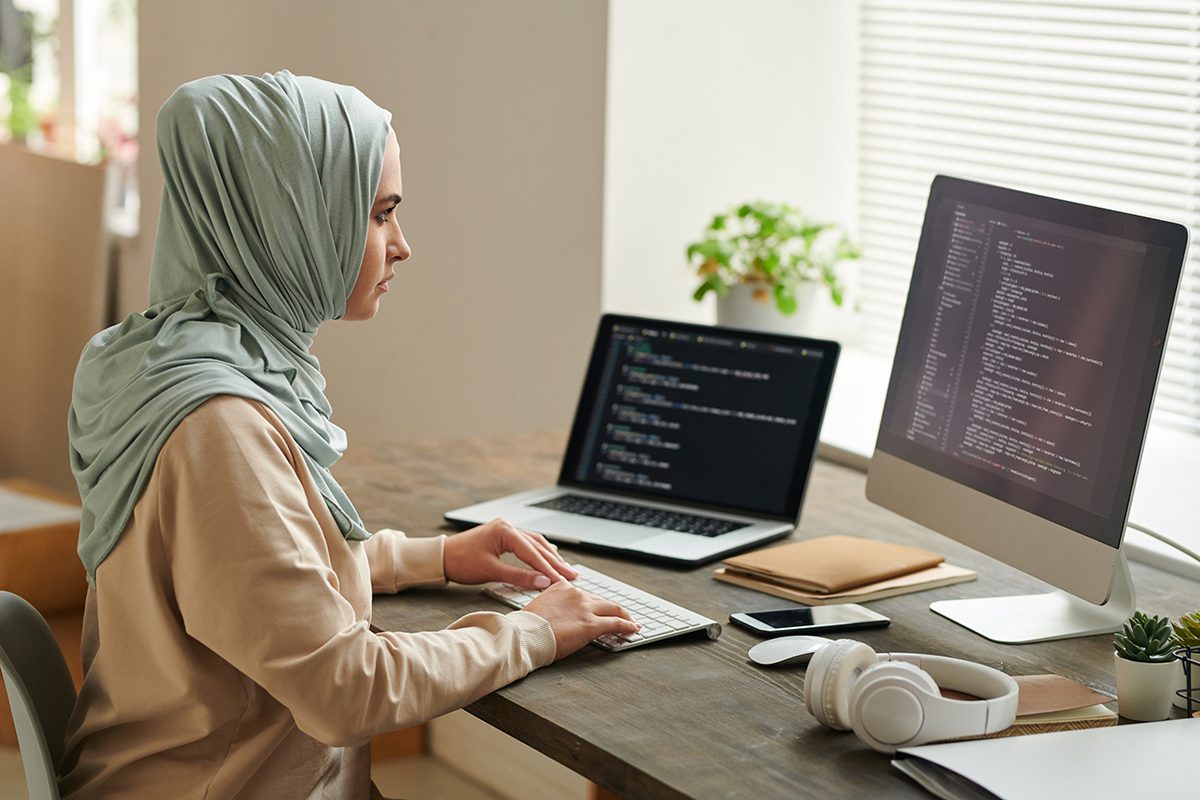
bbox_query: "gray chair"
[0,592,76,800]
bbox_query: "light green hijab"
[68,70,391,581]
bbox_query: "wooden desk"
[335,432,1198,800]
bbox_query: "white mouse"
[747,635,833,667]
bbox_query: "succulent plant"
[1173,609,1200,649]
[1115,611,1177,663]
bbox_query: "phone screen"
[732,604,889,635]
[750,606,878,628]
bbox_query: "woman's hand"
[523,582,640,660]
[443,518,578,590]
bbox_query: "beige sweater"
[58,396,557,799]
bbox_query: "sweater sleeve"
[153,398,557,747]
[362,528,446,594]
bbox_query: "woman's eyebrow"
[374,193,402,206]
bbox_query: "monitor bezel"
[868,175,1187,604]
[558,313,840,523]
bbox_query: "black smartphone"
[729,603,890,637]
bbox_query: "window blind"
[858,0,1200,434]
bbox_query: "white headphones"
[803,639,1019,754]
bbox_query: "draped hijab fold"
[69,70,391,580]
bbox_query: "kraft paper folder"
[947,675,1116,741]
[715,535,976,604]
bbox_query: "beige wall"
[133,0,608,444]
[0,146,108,493]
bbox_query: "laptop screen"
[559,315,839,521]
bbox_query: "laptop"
[445,314,840,565]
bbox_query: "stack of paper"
[714,535,975,605]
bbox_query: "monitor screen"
[560,316,839,520]
[875,176,1186,549]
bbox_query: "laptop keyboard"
[530,494,746,537]
[483,564,722,651]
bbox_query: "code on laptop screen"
[563,320,834,518]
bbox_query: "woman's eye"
[375,205,397,225]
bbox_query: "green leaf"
[693,273,729,302]
[774,283,797,315]
[836,236,863,262]
[686,240,733,270]
[761,252,780,276]
[829,283,845,307]
[1173,610,1200,646]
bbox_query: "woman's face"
[345,127,410,321]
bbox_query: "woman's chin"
[342,301,380,321]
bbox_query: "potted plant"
[1171,609,1200,710]
[686,201,860,337]
[1114,611,1178,721]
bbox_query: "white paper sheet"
[895,717,1200,800]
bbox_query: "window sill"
[818,347,1200,585]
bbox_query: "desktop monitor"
[866,175,1187,643]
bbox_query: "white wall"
[602,0,859,323]
[134,0,609,444]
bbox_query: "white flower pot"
[1114,652,1178,721]
[715,282,821,337]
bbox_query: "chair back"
[0,592,77,800]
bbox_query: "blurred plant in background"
[0,0,136,166]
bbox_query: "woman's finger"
[523,532,577,579]
[530,530,559,551]
[596,614,641,636]
[586,594,635,622]
[506,533,566,584]
[510,529,575,581]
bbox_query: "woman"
[60,71,637,799]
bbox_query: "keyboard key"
[530,495,747,537]
[482,564,722,652]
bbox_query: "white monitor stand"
[929,548,1135,644]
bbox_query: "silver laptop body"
[446,314,840,565]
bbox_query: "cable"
[1127,521,1200,565]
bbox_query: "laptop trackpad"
[517,513,649,547]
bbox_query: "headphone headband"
[877,652,1019,733]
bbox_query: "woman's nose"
[391,224,411,262]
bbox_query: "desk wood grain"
[335,432,1197,800]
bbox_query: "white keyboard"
[483,563,722,651]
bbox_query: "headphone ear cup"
[803,640,877,731]
[849,662,940,753]
[855,661,939,698]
